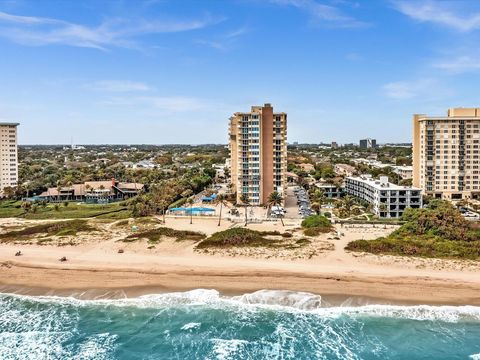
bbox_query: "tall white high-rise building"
[413,108,480,201]
[0,122,19,196]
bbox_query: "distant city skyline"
[1,0,480,145]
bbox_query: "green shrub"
[196,228,284,249]
[301,215,333,236]
[301,215,331,229]
[346,201,480,260]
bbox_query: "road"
[284,186,301,219]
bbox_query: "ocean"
[0,289,479,360]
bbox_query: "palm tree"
[311,189,326,215]
[56,181,62,203]
[267,191,284,226]
[215,194,228,226]
[186,197,194,224]
[240,193,250,227]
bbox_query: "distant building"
[334,163,356,177]
[359,138,376,149]
[331,141,339,149]
[0,122,19,196]
[229,104,287,205]
[413,108,480,201]
[345,175,422,218]
[298,163,315,173]
[393,166,413,180]
[39,179,144,203]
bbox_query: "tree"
[311,189,326,215]
[267,191,284,226]
[239,193,250,227]
[56,181,62,203]
[215,193,228,226]
[186,197,194,225]
[2,186,15,199]
[21,201,32,213]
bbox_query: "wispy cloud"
[0,10,221,50]
[86,80,152,92]
[382,78,452,100]
[196,26,250,51]
[433,55,480,73]
[269,0,368,28]
[392,0,480,32]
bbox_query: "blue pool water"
[0,289,479,360]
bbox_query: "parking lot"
[283,186,314,219]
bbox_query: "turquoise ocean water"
[1,289,479,360]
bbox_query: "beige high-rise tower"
[229,104,287,205]
[0,122,19,196]
[412,108,480,201]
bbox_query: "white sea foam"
[231,289,322,310]
[470,354,480,360]
[2,290,480,323]
[181,322,201,331]
[208,339,248,360]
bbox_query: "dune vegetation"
[0,220,97,243]
[122,227,205,243]
[301,215,333,236]
[346,200,480,260]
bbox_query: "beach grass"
[346,236,480,260]
[122,227,206,243]
[0,219,97,243]
[196,228,293,249]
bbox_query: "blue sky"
[1,0,480,145]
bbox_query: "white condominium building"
[413,108,480,201]
[0,122,19,196]
[345,175,422,218]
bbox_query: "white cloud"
[393,0,480,32]
[0,11,220,50]
[269,0,368,28]
[87,80,152,92]
[196,26,250,51]
[382,78,451,100]
[433,55,480,73]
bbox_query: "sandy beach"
[1,216,480,305]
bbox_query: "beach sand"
[1,216,480,305]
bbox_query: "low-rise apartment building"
[315,183,344,198]
[0,122,19,196]
[345,175,422,218]
[39,179,144,203]
[393,165,413,180]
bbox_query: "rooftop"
[346,175,421,191]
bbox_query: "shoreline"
[2,260,480,306]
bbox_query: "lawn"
[0,200,132,220]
